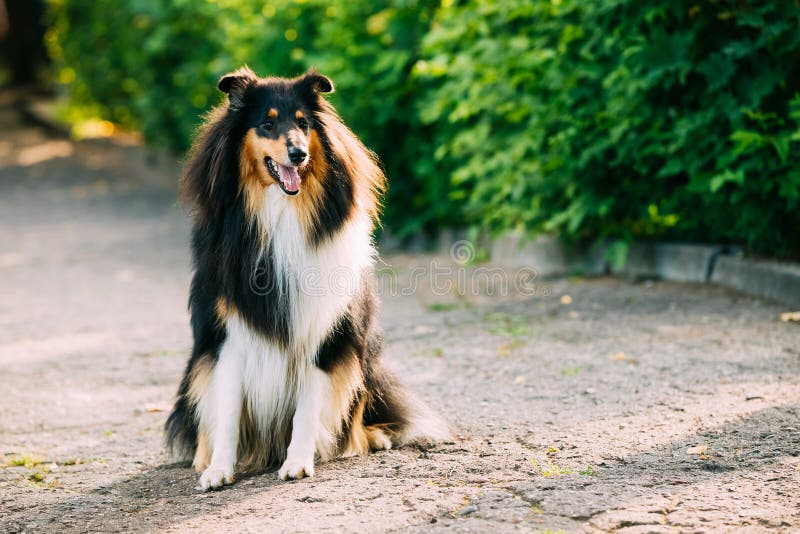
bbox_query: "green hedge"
[47,0,800,257]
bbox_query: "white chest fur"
[259,186,375,354]
[199,190,376,467]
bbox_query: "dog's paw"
[192,436,211,473]
[369,429,393,451]
[278,455,315,481]
[192,457,209,473]
[198,465,234,491]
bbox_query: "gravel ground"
[1,103,799,533]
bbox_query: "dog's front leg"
[197,344,243,491]
[279,367,325,480]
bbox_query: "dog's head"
[218,66,334,196]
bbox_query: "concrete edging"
[431,230,800,307]
[711,255,800,307]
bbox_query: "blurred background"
[1,0,799,258]
[2,4,800,528]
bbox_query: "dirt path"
[1,105,799,533]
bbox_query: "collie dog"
[165,67,446,490]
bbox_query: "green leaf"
[605,240,629,271]
[709,169,745,193]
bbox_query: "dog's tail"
[364,358,452,447]
[164,394,198,462]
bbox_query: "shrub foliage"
[47,0,800,256]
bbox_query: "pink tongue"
[276,163,301,192]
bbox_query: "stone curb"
[425,230,800,307]
[607,242,742,283]
[487,233,606,277]
[711,255,800,307]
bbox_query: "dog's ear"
[298,68,334,97]
[218,66,257,108]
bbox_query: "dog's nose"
[288,147,307,165]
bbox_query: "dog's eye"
[263,119,275,131]
[297,118,309,130]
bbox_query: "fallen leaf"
[144,404,171,413]
[686,445,708,455]
[560,295,573,305]
[779,311,800,323]
[497,342,513,356]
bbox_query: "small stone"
[458,505,477,517]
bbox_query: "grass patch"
[529,456,574,477]
[2,454,61,488]
[2,454,45,469]
[413,347,444,358]
[487,312,533,355]
[541,464,573,477]
[57,457,108,466]
[579,465,599,477]
[426,302,461,312]
[560,366,582,376]
[26,467,59,488]
[485,312,532,338]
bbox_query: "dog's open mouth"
[265,157,301,195]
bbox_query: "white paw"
[198,465,234,491]
[278,455,315,480]
[371,431,393,451]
